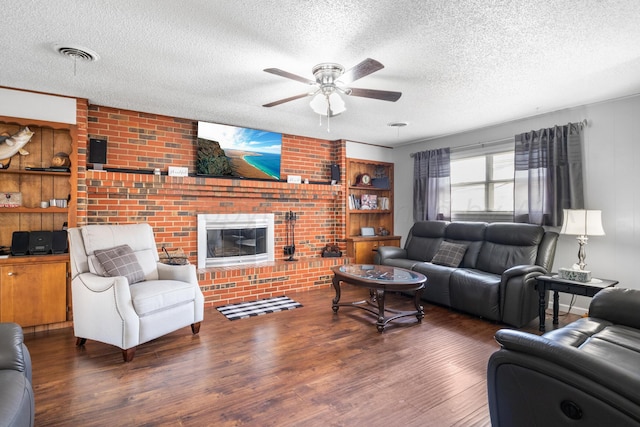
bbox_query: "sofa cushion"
[449,269,501,321]
[476,223,544,275]
[431,241,468,267]
[405,221,447,261]
[544,321,640,375]
[444,222,486,268]
[95,244,145,285]
[129,280,197,316]
[412,262,455,306]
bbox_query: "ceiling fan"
[262,58,402,119]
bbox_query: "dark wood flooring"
[24,285,577,426]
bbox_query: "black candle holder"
[284,210,297,261]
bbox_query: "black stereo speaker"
[29,231,52,255]
[330,164,340,183]
[52,230,68,254]
[11,231,30,256]
[89,138,108,165]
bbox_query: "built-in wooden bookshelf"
[345,158,400,264]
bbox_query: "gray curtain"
[413,148,451,222]
[514,123,584,226]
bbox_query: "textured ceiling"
[2,0,640,146]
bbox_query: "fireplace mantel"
[86,170,342,201]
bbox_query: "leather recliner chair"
[0,322,34,427]
[488,287,640,426]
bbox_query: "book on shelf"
[349,193,360,210]
[378,196,390,210]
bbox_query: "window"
[450,144,514,222]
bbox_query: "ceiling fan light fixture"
[310,92,346,117]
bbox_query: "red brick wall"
[77,105,348,306]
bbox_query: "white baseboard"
[549,302,588,316]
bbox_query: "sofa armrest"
[589,287,640,329]
[157,262,198,284]
[499,265,548,327]
[0,323,27,374]
[76,272,130,293]
[502,264,547,281]
[375,246,408,264]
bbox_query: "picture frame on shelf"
[360,227,375,237]
[361,194,378,210]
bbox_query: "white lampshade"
[309,92,346,116]
[560,209,605,236]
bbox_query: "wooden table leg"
[331,275,341,313]
[414,286,424,322]
[538,285,547,332]
[375,289,386,332]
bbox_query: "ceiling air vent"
[53,44,100,62]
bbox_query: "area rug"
[216,296,303,320]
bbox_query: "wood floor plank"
[23,284,576,426]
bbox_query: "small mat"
[216,296,303,320]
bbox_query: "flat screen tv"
[197,121,282,181]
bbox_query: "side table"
[535,274,618,332]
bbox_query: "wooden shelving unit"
[345,158,400,264]
[0,116,77,327]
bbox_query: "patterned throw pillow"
[94,244,145,284]
[431,241,468,268]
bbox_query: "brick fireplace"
[73,102,348,306]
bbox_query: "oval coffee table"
[331,264,426,332]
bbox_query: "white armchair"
[68,223,204,362]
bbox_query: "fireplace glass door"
[207,227,267,259]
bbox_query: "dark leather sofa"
[488,287,640,426]
[375,221,558,327]
[0,323,34,427]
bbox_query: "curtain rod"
[410,137,512,157]
[410,119,588,158]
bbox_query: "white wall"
[0,88,77,124]
[392,94,640,313]
[346,140,393,162]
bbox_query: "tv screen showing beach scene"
[196,121,282,181]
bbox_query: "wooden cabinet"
[0,116,77,327]
[0,256,68,327]
[346,236,401,264]
[345,158,400,263]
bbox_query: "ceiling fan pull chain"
[326,95,331,132]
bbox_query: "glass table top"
[336,264,425,283]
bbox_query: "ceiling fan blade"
[347,87,402,102]
[340,58,384,84]
[263,93,311,107]
[264,68,315,85]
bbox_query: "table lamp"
[559,209,605,278]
